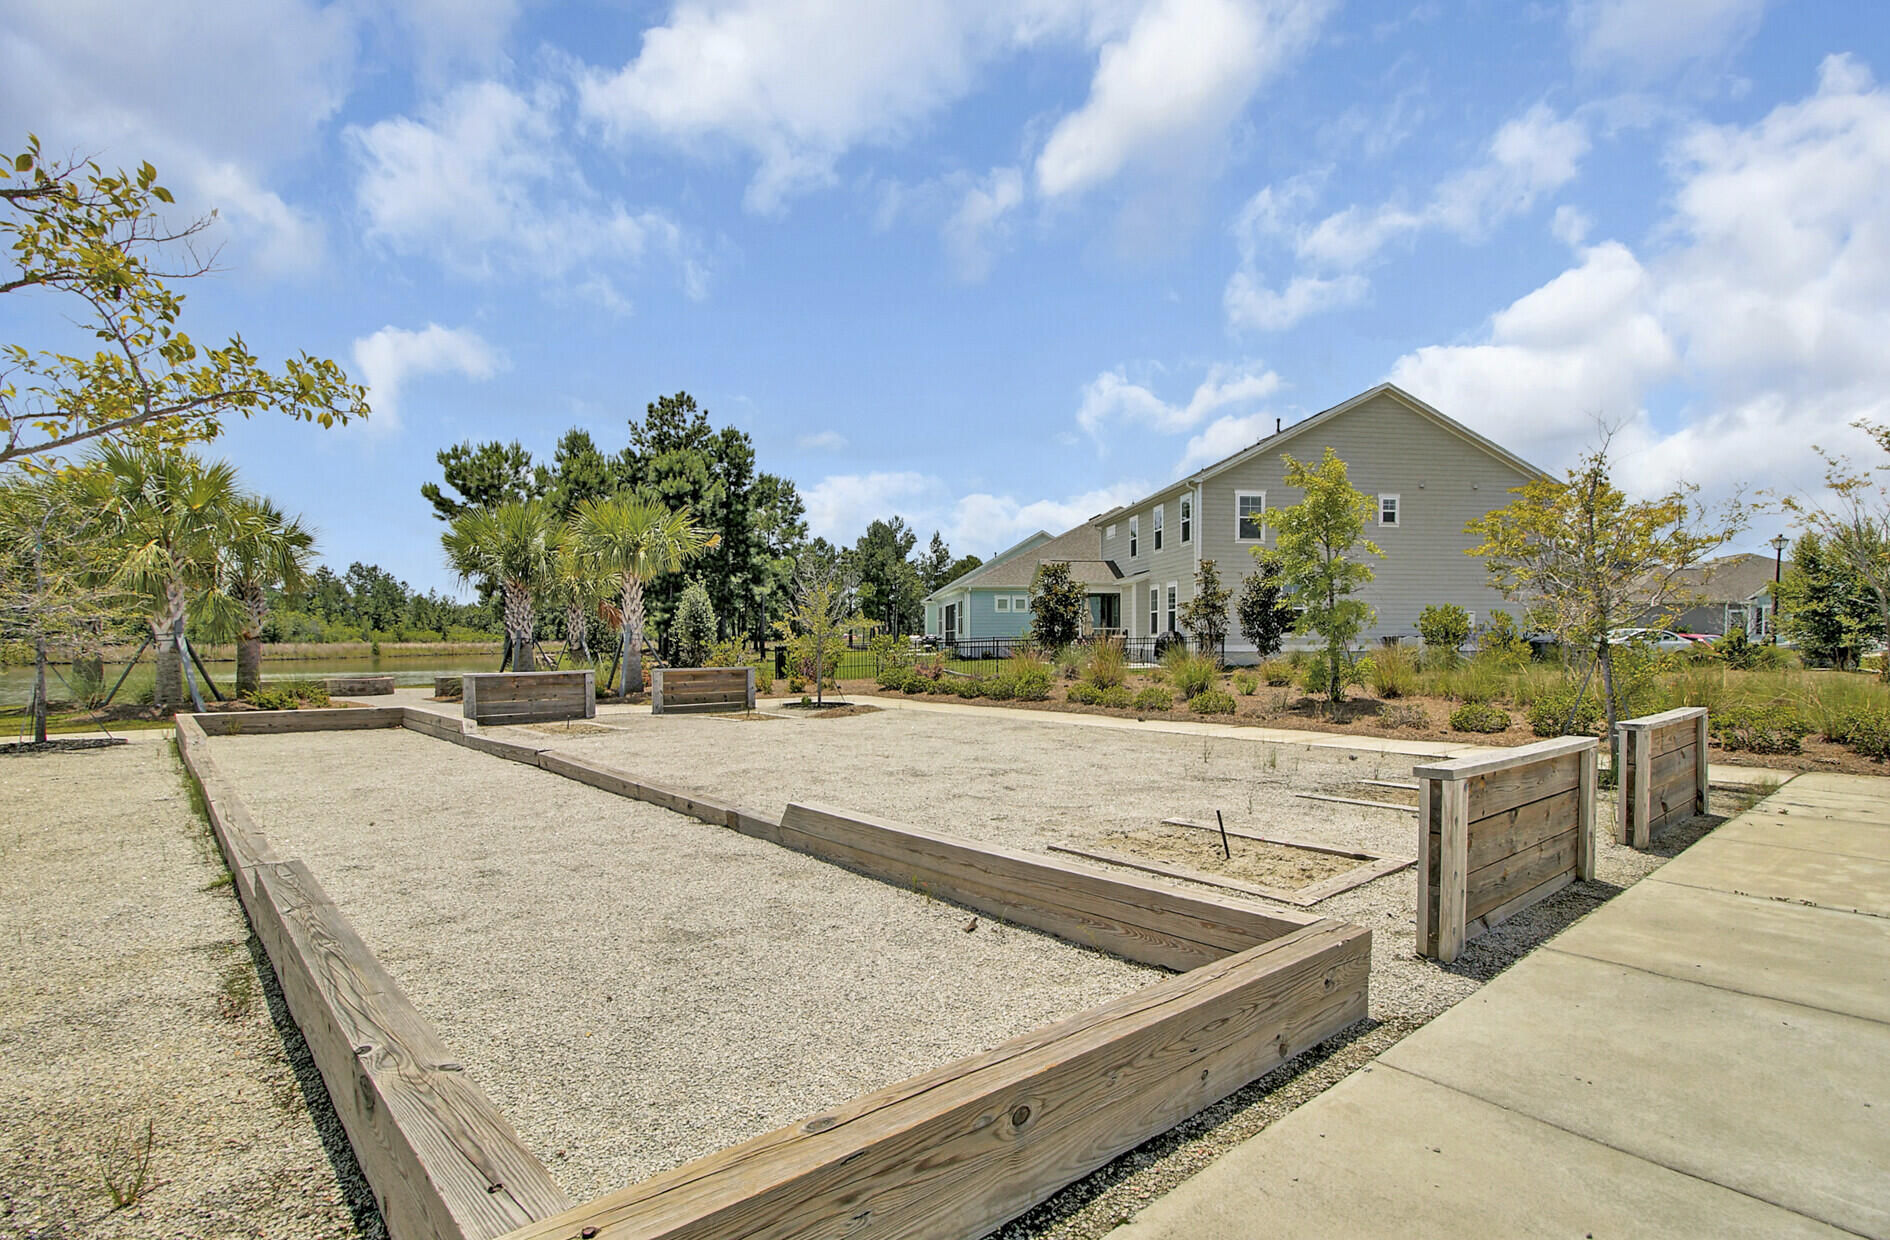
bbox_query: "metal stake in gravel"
[1216,809,1231,860]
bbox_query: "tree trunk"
[619,577,647,697]
[565,602,590,665]
[32,635,48,744]
[1598,642,1621,753]
[236,637,263,696]
[153,629,184,710]
[504,583,536,673]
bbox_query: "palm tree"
[94,446,243,710]
[569,495,716,695]
[441,500,559,672]
[221,496,316,695]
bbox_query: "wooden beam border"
[179,705,1373,1240]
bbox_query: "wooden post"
[1695,709,1711,817]
[1415,777,1436,957]
[1576,743,1597,881]
[744,664,756,711]
[1435,778,1469,964]
[652,668,665,714]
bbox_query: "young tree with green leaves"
[220,495,315,694]
[1776,532,1877,669]
[1028,560,1086,652]
[569,495,716,695]
[775,550,869,706]
[441,500,560,673]
[1179,558,1233,661]
[422,440,538,522]
[672,578,718,666]
[1235,552,1295,660]
[1782,425,1890,680]
[2,136,366,468]
[1267,448,1382,702]
[1469,434,1738,734]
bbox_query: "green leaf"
[13,153,31,172]
[152,186,174,204]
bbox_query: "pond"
[0,651,518,708]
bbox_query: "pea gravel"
[204,728,1161,1203]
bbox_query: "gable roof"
[1093,382,1549,523]
[1676,553,1791,604]
[924,525,1114,598]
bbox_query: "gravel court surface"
[204,727,1161,1202]
[0,739,377,1240]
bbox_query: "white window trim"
[1013,595,1029,611]
[1149,584,1159,636]
[1129,515,1139,557]
[1153,503,1165,551]
[994,595,1011,613]
[1105,523,1117,540]
[1165,581,1178,634]
[1179,496,1191,544]
[1378,493,1401,527]
[1235,490,1267,543]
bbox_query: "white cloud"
[802,472,948,542]
[943,166,1026,281]
[1389,55,1890,504]
[348,80,705,304]
[1077,361,1282,437]
[1569,0,1767,81]
[0,0,354,274]
[796,430,850,452]
[351,323,506,432]
[947,482,1149,551]
[1175,411,1279,473]
[1034,0,1330,200]
[1227,103,1589,330]
[800,471,1148,559]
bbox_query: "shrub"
[1480,610,1532,665]
[1071,681,1135,709]
[1257,659,1294,687]
[1067,681,1101,705]
[1449,701,1511,733]
[1441,657,1504,704]
[672,579,718,667]
[868,632,916,676]
[243,680,329,711]
[1528,685,1603,737]
[1418,603,1473,665]
[875,664,914,691]
[1098,684,1132,708]
[1368,643,1417,698]
[1378,703,1426,729]
[1083,638,1128,689]
[1232,669,1259,695]
[1163,648,1218,697]
[902,677,928,695]
[1711,704,1812,754]
[1829,707,1890,759]
[1132,686,1174,711]
[1189,688,1238,715]
[996,651,1054,701]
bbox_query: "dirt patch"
[521,721,617,737]
[1087,825,1364,890]
[778,702,880,718]
[704,711,785,722]
[0,736,130,756]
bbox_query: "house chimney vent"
[1275,417,1282,433]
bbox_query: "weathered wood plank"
[326,675,396,696]
[463,672,594,725]
[497,921,1370,1240]
[1411,735,1594,781]
[252,861,573,1240]
[1416,778,1437,957]
[188,706,407,736]
[1434,778,1469,963]
[651,667,754,715]
[535,752,739,827]
[779,803,1316,970]
[1465,827,1578,921]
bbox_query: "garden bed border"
[1616,706,1709,848]
[177,705,1370,1240]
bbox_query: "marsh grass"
[95,1118,157,1209]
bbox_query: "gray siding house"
[923,525,1123,643]
[1092,383,1545,660]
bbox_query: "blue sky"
[6,0,1887,594]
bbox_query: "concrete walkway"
[1109,772,1890,1240]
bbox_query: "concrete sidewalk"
[1109,772,1890,1239]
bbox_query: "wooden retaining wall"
[651,666,755,715]
[325,675,395,696]
[462,671,594,725]
[1617,706,1709,848]
[174,714,573,1240]
[180,705,1372,1240]
[1415,736,1598,964]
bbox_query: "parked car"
[1606,628,1701,654]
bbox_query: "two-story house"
[926,383,1547,659]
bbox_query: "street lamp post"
[1769,534,1789,644]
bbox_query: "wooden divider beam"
[1414,736,1597,963]
[1616,707,1709,847]
[651,667,755,715]
[463,671,595,725]
[326,675,396,696]
[498,921,1370,1240]
[189,706,408,736]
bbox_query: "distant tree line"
[261,562,497,643]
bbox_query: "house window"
[994,596,1010,613]
[1180,496,1192,544]
[1150,586,1159,636]
[1153,504,1165,551]
[1106,523,1117,541]
[1013,595,1029,612]
[1236,491,1266,541]
[1129,516,1139,557]
[1166,582,1178,634]
[1379,494,1400,527]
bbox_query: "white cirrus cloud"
[796,430,850,452]
[1034,0,1331,200]
[1077,361,1282,438]
[1389,55,1890,506]
[1228,102,1590,331]
[800,471,1150,560]
[351,323,506,432]
[348,80,706,305]
[942,165,1026,282]
[1568,0,1767,81]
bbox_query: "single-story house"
[922,525,1123,646]
[1667,553,1791,638]
[929,382,1551,660]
